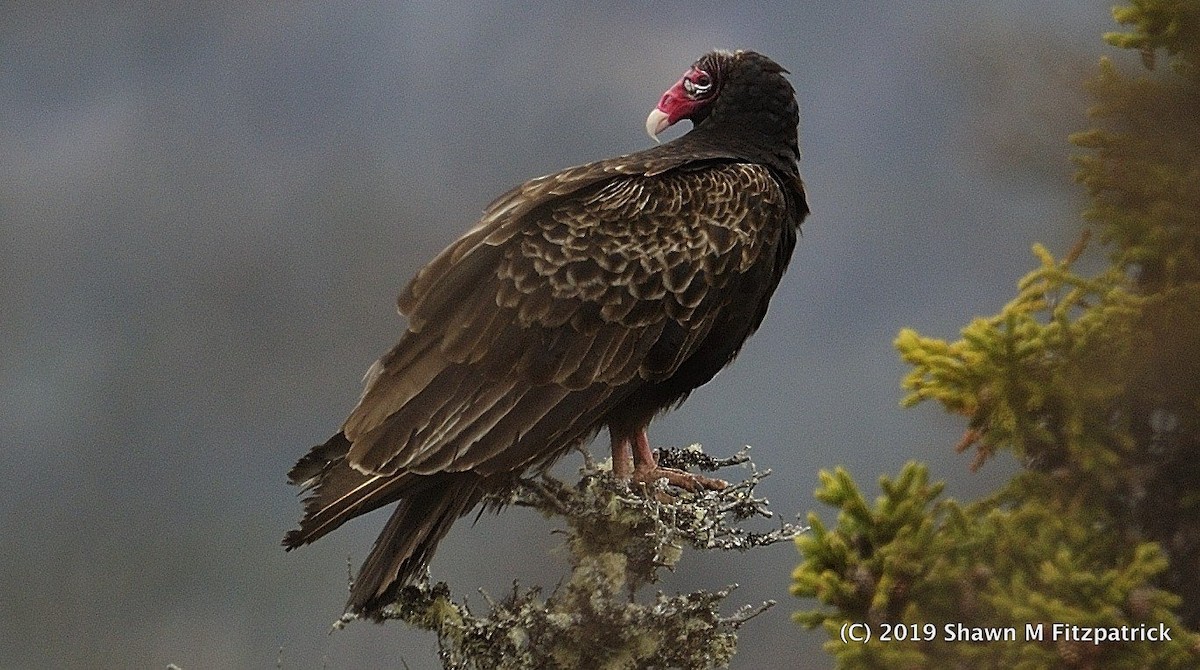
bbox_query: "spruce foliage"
[793,1,1200,666]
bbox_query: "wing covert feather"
[344,160,791,477]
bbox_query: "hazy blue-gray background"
[2,2,1121,668]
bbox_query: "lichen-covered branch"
[370,445,801,670]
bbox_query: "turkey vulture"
[284,49,808,620]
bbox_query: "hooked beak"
[645,108,671,142]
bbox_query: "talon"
[611,427,727,492]
[632,466,728,492]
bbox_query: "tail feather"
[284,433,487,620]
[346,475,484,619]
[283,432,405,550]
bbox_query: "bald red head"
[646,65,717,139]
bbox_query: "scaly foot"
[631,465,727,492]
[611,428,728,491]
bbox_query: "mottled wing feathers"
[397,145,750,324]
[340,160,790,480]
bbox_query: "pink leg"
[632,429,658,470]
[622,428,727,492]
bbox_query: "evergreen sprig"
[795,1,1200,666]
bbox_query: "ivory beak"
[645,108,671,142]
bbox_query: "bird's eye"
[683,71,713,97]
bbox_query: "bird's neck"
[686,117,800,176]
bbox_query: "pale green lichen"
[374,445,800,669]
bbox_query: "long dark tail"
[346,475,484,619]
[283,432,485,620]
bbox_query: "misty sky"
[1,2,1123,668]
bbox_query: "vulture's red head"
[646,64,716,137]
[645,49,796,148]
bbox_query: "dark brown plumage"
[284,49,809,620]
